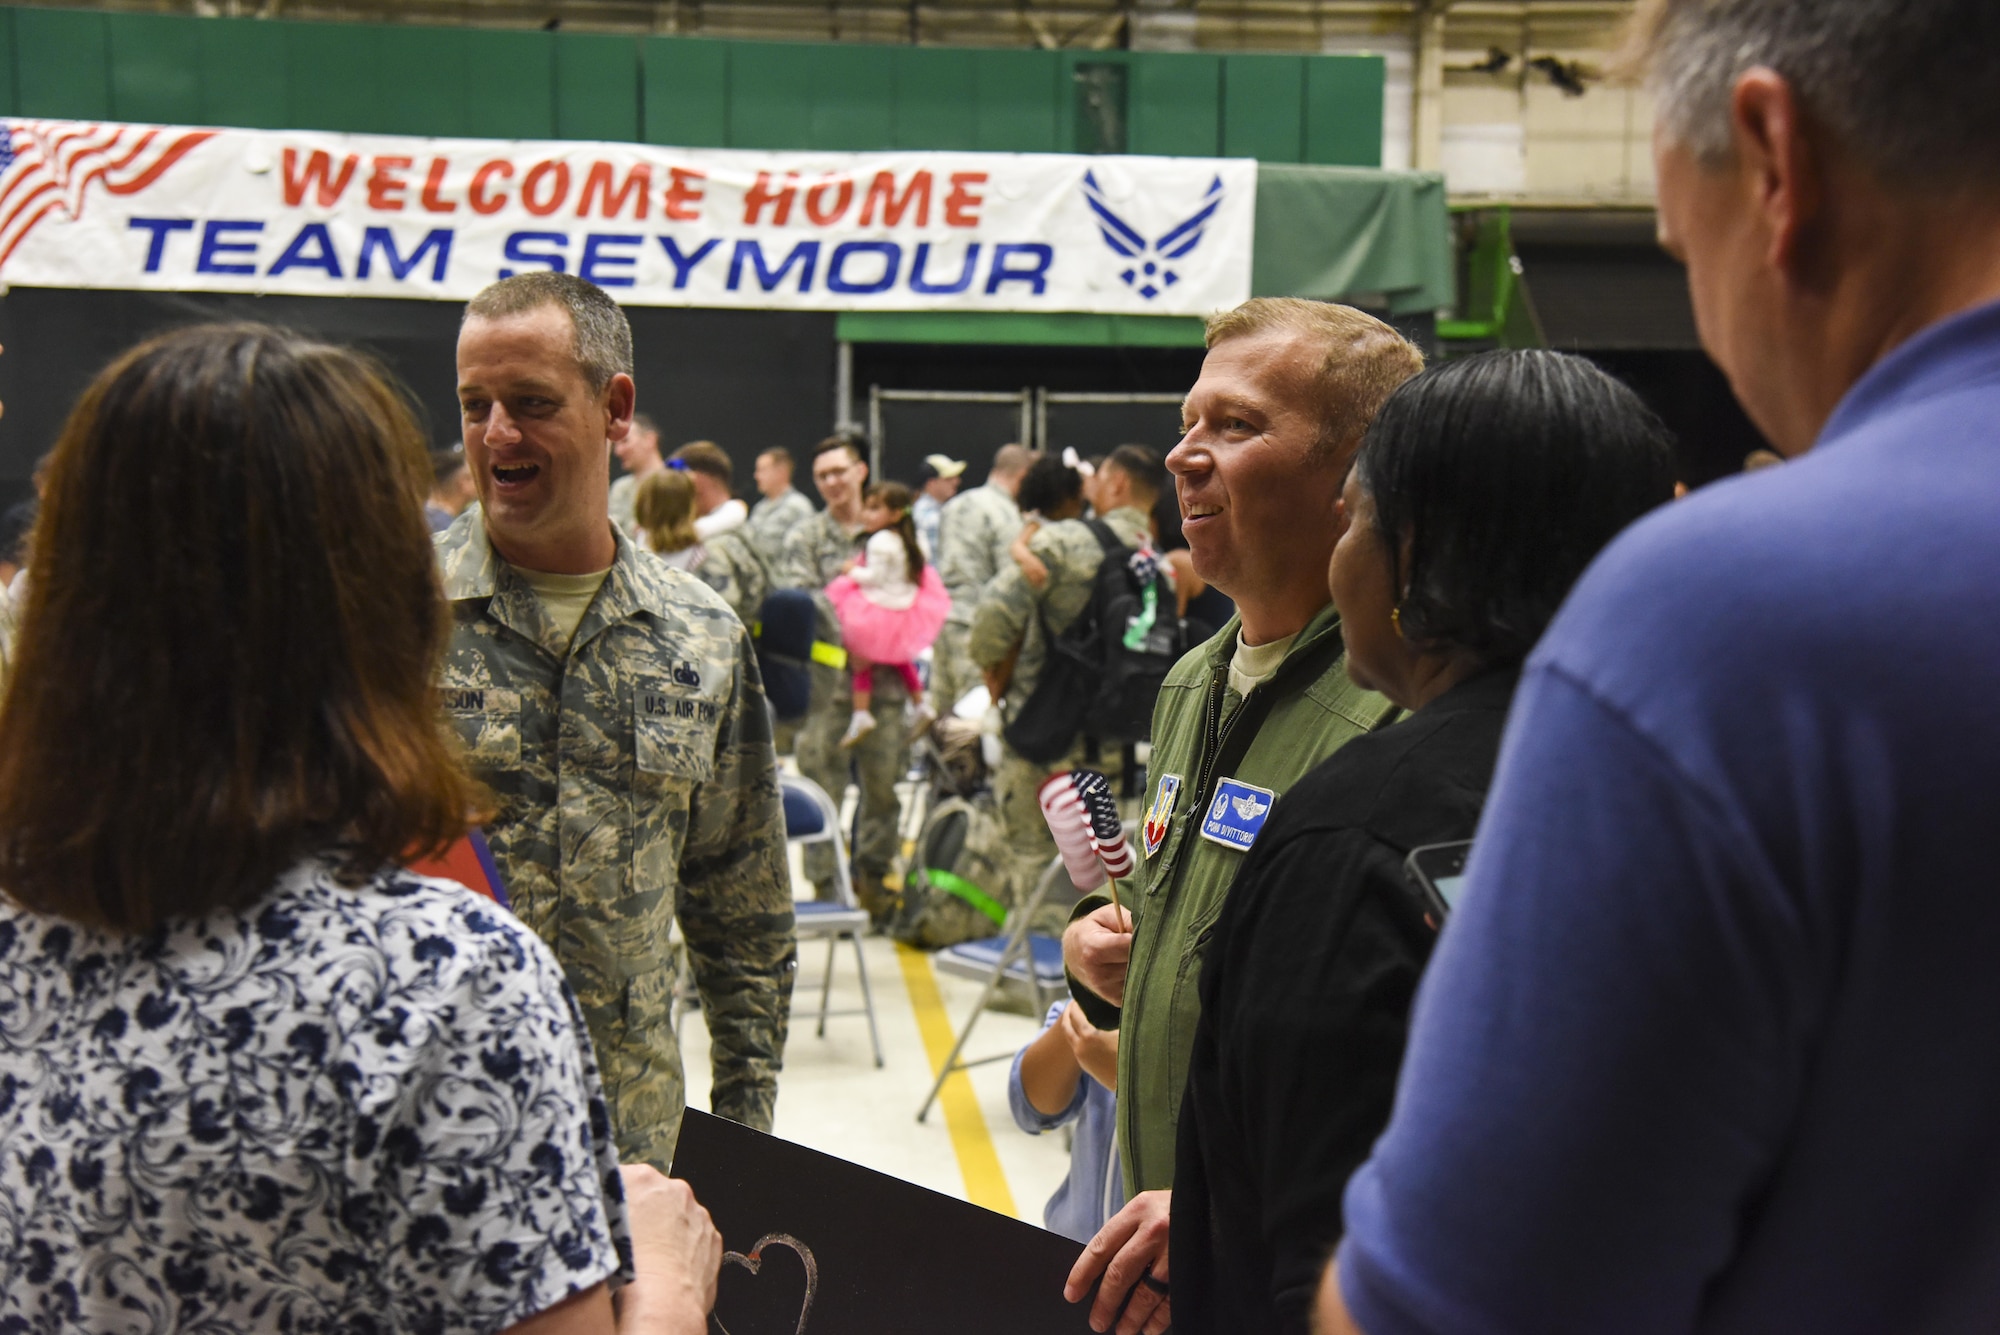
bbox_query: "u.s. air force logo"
[1080,169,1224,301]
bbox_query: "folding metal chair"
[915,852,1075,1123]
[782,773,884,1068]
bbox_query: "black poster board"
[670,1110,1097,1335]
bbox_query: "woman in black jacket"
[1165,351,1681,1335]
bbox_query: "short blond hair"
[1205,298,1424,465]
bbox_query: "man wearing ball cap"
[913,453,965,561]
[1060,299,1422,1335]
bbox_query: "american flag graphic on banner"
[0,120,214,272]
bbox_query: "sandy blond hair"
[1204,298,1424,465]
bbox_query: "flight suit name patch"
[1198,777,1275,852]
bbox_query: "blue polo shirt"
[1339,300,2000,1335]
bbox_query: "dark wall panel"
[971,49,1061,153]
[0,8,1385,164]
[287,20,387,134]
[0,289,837,510]
[107,13,201,126]
[644,36,729,147]
[814,44,898,149]
[556,32,640,143]
[1223,55,1305,163]
[198,19,289,130]
[378,27,472,139]
[876,400,1024,494]
[15,6,109,119]
[0,11,15,116]
[893,46,977,151]
[465,29,556,140]
[727,42,818,150]
[1304,55,1384,167]
[1130,53,1221,158]
[1586,349,1769,490]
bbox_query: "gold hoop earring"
[1391,606,1404,637]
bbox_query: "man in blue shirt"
[1320,3,2000,1333]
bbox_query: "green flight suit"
[1069,602,1399,1196]
[437,514,796,1168]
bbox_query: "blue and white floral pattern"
[0,856,634,1333]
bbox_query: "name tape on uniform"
[1198,777,1275,852]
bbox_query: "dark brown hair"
[813,432,867,467]
[863,481,924,579]
[671,439,734,488]
[0,323,485,932]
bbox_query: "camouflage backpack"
[886,796,1012,951]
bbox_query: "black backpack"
[1002,521,1196,766]
[752,588,816,722]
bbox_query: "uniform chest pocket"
[635,677,721,783]
[443,686,522,768]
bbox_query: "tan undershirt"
[1228,630,1298,700]
[517,564,612,652]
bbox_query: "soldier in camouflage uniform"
[933,443,1033,715]
[670,441,770,626]
[444,272,794,1168]
[773,436,909,911]
[748,447,817,571]
[607,411,664,538]
[968,448,1165,911]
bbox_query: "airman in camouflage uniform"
[438,518,793,1166]
[447,272,794,1168]
[688,523,768,626]
[969,499,1155,911]
[668,441,771,628]
[748,485,815,572]
[934,445,1033,713]
[608,412,665,538]
[774,494,910,910]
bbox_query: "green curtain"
[1251,164,1452,315]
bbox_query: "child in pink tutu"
[826,482,952,747]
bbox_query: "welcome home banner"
[0,120,1257,316]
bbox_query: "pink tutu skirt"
[826,564,951,663]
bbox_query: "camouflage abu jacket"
[686,522,769,627]
[436,513,795,1166]
[608,472,640,538]
[747,488,815,571]
[967,505,1153,714]
[937,484,1022,625]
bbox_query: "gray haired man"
[1323,1,2000,1330]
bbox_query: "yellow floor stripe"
[894,942,1019,1218]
